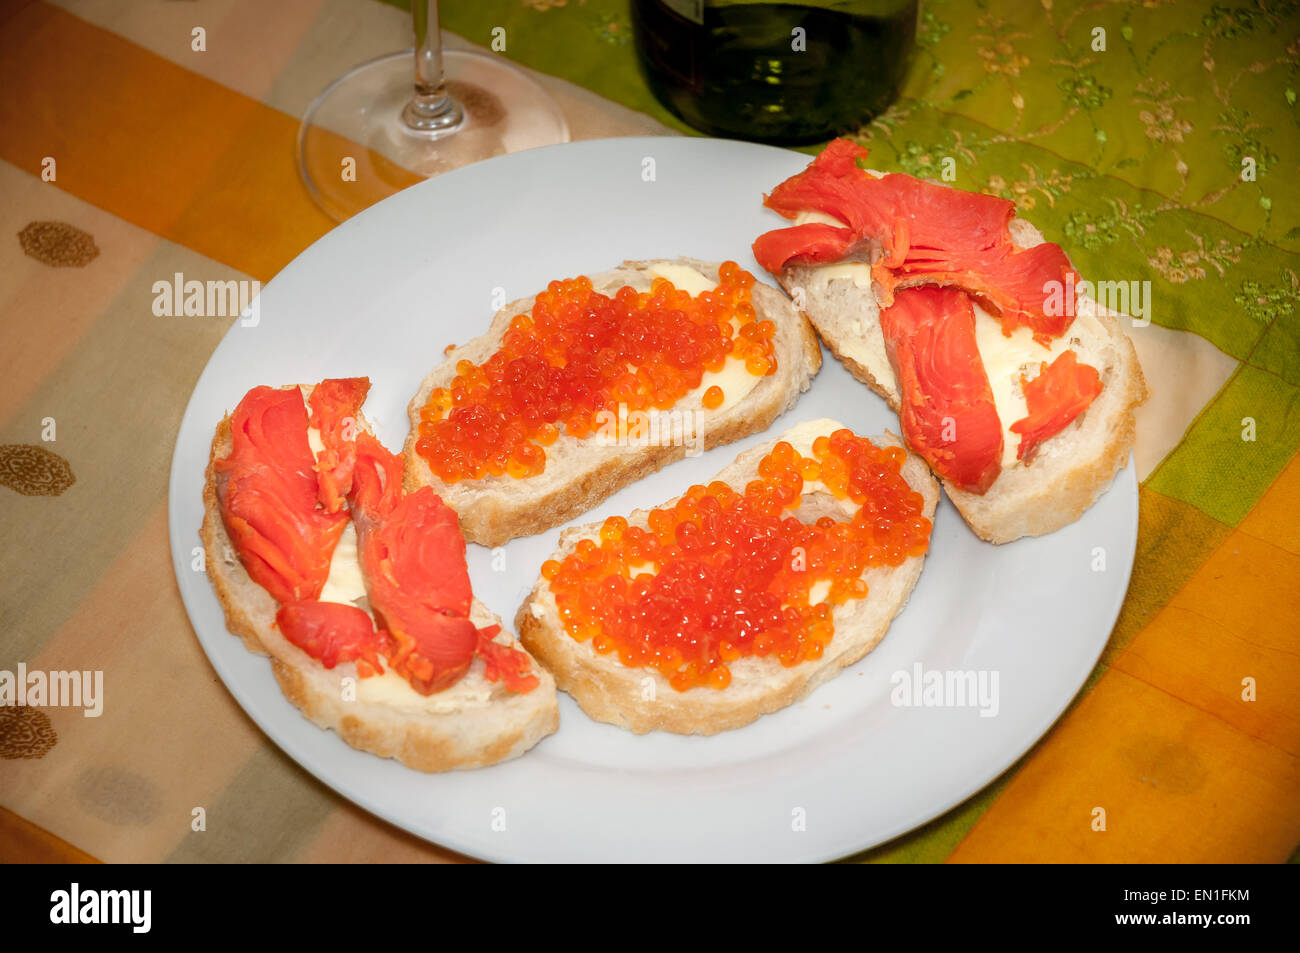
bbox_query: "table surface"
[0,0,1296,864]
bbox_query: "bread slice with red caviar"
[778,220,1147,544]
[201,382,558,772]
[515,419,939,735]
[403,258,822,548]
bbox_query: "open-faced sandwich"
[200,378,557,771]
[753,140,1148,543]
[517,419,937,734]
[403,258,822,547]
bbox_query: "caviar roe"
[541,430,931,692]
[415,262,776,483]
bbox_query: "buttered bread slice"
[517,419,938,735]
[201,380,558,772]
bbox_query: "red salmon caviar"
[415,263,776,482]
[546,430,931,691]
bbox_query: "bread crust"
[515,421,939,735]
[941,306,1147,542]
[199,387,558,772]
[402,258,823,547]
[776,220,1149,544]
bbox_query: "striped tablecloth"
[0,0,1296,863]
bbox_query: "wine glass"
[297,0,570,221]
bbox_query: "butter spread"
[646,261,718,297]
[646,263,764,412]
[318,522,366,606]
[306,425,325,457]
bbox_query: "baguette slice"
[200,384,558,772]
[516,419,939,735]
[403,258,822,548]
[778,216,1148,543]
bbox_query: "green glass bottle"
[632,0,918,145]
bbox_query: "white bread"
[403,258,822,547]
[777,218,1148,543]
[515,419,939,735]
[200,385,558,772]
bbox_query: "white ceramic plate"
[168,137,1138,863]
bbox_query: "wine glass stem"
[402,0,464,135]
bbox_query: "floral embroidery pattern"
[18,221,99,267]
[522,0,581,11]
[1234,268,1299,324]
[1150,235,1244,283]
[598,12,629,45]
[445,81,505,127]
[1134,79,1194,144]
[74,765,163,826]
[0,445,75,497]
[984,165,1081,211]
[0,707,57,759]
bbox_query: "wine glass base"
[297,49,570,222]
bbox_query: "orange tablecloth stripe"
[0,806,101,864]
[949,454,1300,861]
[0,0,417,283]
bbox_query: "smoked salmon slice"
[214,386,348,605]
[753,138,1080,343]
[277,600,393,674]
[1010,351,1104,463]
[879,287,1004,494]
[308,377,370,513]
[348,432,481,694]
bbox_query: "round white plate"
[168,137,1137,863]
